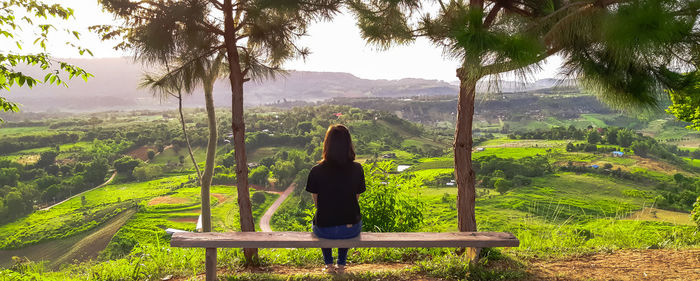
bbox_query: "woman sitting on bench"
[306,124,366,274]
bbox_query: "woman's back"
[306,161,365,227]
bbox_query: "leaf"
[43,73,51,82]
[15,42,21,50]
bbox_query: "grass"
[248,146,300,162]
[0,126,51,136]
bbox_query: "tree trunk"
[201,77,217,281]
[222,0,258,264]
[454,72,479,259]
[201,79,216,233]
[177,93,202,184]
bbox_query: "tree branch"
[481,46,562,76]
[483,4,501,28]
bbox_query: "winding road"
[259,183,296,232]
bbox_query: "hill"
[8,57,585,113]
[9,57,457,111]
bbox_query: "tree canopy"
[350,0,700,234]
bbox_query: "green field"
[0,175,190,249]
[0,126,51,136]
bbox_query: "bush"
[113,156,142,177]
[494,178,513,193]
[360,161,424,232]
[249,166,270,186]
[211,173,235,185]
[251,192,266,204]
[133,164,164,181]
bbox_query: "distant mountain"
[8,57,571,112]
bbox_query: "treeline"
[511,126,697,164]
[474,155,553,193]
[0,132,81,154]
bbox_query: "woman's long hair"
[321,124,355,165]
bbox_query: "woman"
[306,124,365,274]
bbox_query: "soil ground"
[148,196,190,206]
[127,145,156,161]
[525,249,700,280]
[170,249,700,280]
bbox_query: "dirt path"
[171,249,699,280]
[526,249,700,280]
[40,171,118,211]
[259,183,296,232]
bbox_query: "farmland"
[0,101,699,280]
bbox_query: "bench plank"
[171,231,519,248]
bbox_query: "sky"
[3,1,564,83]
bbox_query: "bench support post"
[206,248,217,281]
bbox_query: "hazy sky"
[4,1,564,82]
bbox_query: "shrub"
[211,173,235,185]
[360,161,424,232]
[494,178,513,193]
[113,156,142,177]
[251,192,266,204]
[133,164,164,181]
[249,166,270,186]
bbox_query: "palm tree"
[350,0,698,250]
[97,0,343,264]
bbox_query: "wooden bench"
[171,231,519,280]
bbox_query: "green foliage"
[212,173,235,185]
[667,71,700,130]
[693,197,700,228]
[84,158,109,186]
[133,164,164,181]
[494,178,513,193]
[113,156,142,178]
[0,0,92,119]
[251,192,266,205]
[249,166,270,186]
[360,161,424,232]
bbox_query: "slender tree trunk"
[454,70,479,259]
[201,77,217,281]
[222,0,258,264]
[201,79,216,232]
[177,93,202,184]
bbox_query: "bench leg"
[206,248,217,281]
[466,247,481,263]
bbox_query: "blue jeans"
[312,221,362,265]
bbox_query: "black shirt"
[305,161,366,227]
